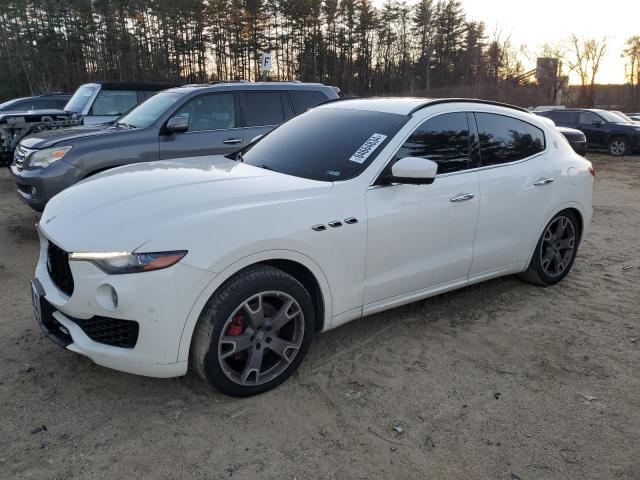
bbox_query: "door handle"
[449,193,475,202]
[533,177,554,186]
[223,138,242,145]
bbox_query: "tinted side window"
[54,99,69,109]
[394,112,470,174]
[244,92,285,126]
[173,93,236,132]
[289,90,329,113]
[12,100,34,110]
[476,113,545,166]
[578,111,601,124]
[32,99,51,109]
[550,111,578,123]
[90,90,138,116]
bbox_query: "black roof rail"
[409,98,529,115]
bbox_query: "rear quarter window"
[244,91,285,126]
[475,112,545,166]
[551,111,578,123]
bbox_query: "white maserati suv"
[32,98,594,396]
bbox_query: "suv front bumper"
[33,231,216,378]
[10,160,85,212]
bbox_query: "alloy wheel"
[609,140,627,155]
[217,291,305,386]
[540,216,576,278]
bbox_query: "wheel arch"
[177,250,333,363]
[604,132,632,146]
[524,202,586,269]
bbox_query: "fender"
[523,200,588,268]
[176,249,334,363]
[604,131,631,145]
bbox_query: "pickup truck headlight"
[29,146,72,168]
[69,251,187,274]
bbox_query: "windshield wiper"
[116,121,135,129]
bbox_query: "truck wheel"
[608,137,629,156]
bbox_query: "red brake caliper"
[226,313,246,360]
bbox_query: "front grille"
[562,131,586,142]
[13,145,32,172]
[47,242,74,296]
[72,316,139,348]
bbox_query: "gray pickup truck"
[1,82,176,166]
[11,82,339,211]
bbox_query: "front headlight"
[69,251,187,274]
[29,146,72,168]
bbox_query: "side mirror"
[389,157,438,184]
[165,116,189,133]
[591,120,604,127]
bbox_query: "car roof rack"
[91,81,180,90]
[409,98,529,115]
[209,79,252,85]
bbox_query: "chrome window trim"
[180,126,244,134]
[370,108,549,185]
[243,123,278,128]
[435,150,547,178]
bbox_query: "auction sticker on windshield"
[349,133,387,164]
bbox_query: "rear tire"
[608,137,630,156]
[191,265,315,397]
[519,211,581,287]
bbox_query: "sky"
[377,0,638,84]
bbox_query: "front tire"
[519,211,581,287]
[191,265,315,397]
[608,137,630,156]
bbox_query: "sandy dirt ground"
[0,152,639,480]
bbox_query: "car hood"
[40,156,332,252]
[556,126,586,140]
[20,123,129,149]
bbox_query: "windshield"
[64,85,98,113]
[611,111,634,123]
[597,110,631,123]
[239,108,408,181]
[0,98,23,110]
[117,91,186,128]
